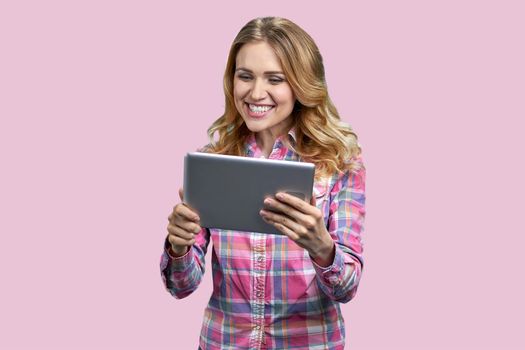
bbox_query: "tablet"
[183,152,315,234]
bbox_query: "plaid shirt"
[160,129,366,350]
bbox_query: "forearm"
[311,244,362,303]
[309,235,336,267]
[160,237,206,299]
[315,163,366,303]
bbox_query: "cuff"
[161,237,194,272]
[311,244,349,287]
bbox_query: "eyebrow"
[235,68,285,75]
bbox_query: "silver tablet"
[183,152,315,234]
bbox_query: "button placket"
[250,233,267,349]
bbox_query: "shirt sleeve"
[160,227,211,299]
[312,157,366,303]
[160,143,214,299]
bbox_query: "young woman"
[161,16,366,350]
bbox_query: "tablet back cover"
[184,152,315,234]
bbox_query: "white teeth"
[248,104,273,113]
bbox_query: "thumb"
[310,193,316,206]
[179,188,184,201]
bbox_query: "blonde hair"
[207,16,364,178]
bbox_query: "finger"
[310,193,316,206]
[264,217,300,241]
[275,192,319,216]
[260,209,306,238]
[174,219,202,235]
[167,223,195,241]
[173,203,200,223]
[168,232,195,247]
[179,188,184,201]
[263,197,312,227]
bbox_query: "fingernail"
[276,193,284,199]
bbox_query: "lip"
[246,102,275,107]
[244,102,274,119]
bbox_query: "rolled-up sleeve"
[313,158,366,303]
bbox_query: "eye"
[269,77,284,84]
[237,74,252,81]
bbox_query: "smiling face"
[233,41,296,137]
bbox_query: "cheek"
[273,87,295,106]
[233,81,248,99]
[233,86,244,109]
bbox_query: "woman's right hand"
[166,188,202,257]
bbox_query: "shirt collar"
[245,127,297,157]
[287,127,297,144]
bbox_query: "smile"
[245,103,274,119]
[248,103,274,113]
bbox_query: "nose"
[250,78,267,101]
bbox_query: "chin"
[243,120,266,133]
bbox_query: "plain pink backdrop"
[1,1,524,349]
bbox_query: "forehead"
[235,41,283,72]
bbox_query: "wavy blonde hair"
[207,16,363,178]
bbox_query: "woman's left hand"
[260,192,335,267]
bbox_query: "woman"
[161,16,366,350]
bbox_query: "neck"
[255,131,276,158]
[254,120,294,158]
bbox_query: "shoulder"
[346,154,366,178]
[330,154,366,194]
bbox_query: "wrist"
[309,239,335,268]
[169,245,189,258]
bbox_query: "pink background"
[1,1,524,349]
